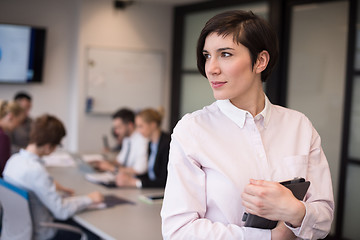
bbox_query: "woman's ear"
[39,143,56,156]
[151,121,158,130]
[254,50,270,74]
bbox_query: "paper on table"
[42,152,76,167]
[85,172,115,184]
[82,154,105,163]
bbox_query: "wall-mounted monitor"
[0,23,46,84]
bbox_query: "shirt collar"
[216,95,272,129]
[257,95,271,128]
[19,148,45,165]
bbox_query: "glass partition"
[342,164,360,239]
[286,1,349,233]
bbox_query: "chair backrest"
[0,178,32,240]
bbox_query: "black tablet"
[242,178,310,229]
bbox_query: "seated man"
[101,127,123,160]
[93,108,148,176]
[9,91,33,154]
[3,114,104,239]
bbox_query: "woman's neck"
[150,128,161,144]
[26,144,41,157]
[0,120,9,132]
[230,85,265,117]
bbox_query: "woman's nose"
[206,58,221,76]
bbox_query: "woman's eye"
[221,52,232,57]
[203,53,210,60]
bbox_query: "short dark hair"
[29,114,66,147]
[14,92,32,101]
[112,108,135,124]
[197,10,278,82]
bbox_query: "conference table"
[47,155,164,240]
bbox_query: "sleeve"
[132,135,148,175]
[286,121,334,239]
[161,118,271,240]
[29,167,92,220]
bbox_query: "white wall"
[0,0,172,153]
[75,0,172,153]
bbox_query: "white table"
[48,164,164,240]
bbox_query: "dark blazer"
[138,132,170,188]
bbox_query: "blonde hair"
[137,107,164,127]
[0,100,24,119]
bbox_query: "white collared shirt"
[161,96,334,240]
[116,131,148,174]
[3,149,92,220]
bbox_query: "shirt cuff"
[284,201,306,236]
[83,196,93,205]
[135,179,142,188]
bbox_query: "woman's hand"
[241,179,306,227]
[116,172,137,187]
[87,191,104,204]
[271,222,297,240]
[118,167,136,176]
[90,160,116,172]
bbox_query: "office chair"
[0,178,87,240]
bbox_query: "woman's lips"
[211,81,226,88]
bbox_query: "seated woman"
[0,100,25,176]
[115,108,171,188]
[3,114,104,239]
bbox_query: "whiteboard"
[85,47,164,114]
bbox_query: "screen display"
[0,24,46,83]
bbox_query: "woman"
[115,108,170,188]
[161,10,333,240]
[0,100,25,175]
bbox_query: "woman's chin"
[213,92,229,100]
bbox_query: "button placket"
[245,116,269,175]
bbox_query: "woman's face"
[6,112,25,131]
[135,116,153,139]
[203,33,261,104]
